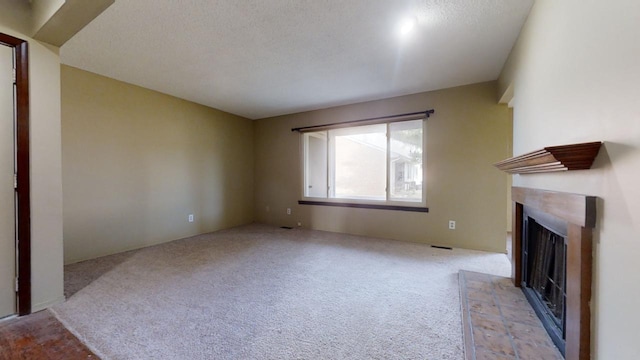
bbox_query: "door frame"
[0,32,31,316]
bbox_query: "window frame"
[298,118,428,212]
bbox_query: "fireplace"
[522,206,568,355]
[512,187,596,360]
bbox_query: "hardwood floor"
[0,310,96,360]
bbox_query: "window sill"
[298,200,428,213]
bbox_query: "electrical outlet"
[286,208,291,215]
[297,222,302,227]
[188,214,194,223]
[448,220,456,230]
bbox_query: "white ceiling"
[60,0,533,120]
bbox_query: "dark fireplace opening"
[521,206,568,356]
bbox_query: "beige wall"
[0,21,65,311]
[254,81,511,252]
[506,107,513,232]
[61,65,254,264]
[32,0,114,47]
[0,1,32,35]
[499,0,640,358]
[31,0,66,34]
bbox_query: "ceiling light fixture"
[398,16,418,37]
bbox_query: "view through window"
[303,119,424,206]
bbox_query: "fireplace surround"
[512,187,596,360]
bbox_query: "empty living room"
[1,0,639,359]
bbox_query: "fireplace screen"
[522,215,567,353]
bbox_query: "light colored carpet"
[52,224,510,360]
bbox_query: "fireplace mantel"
[495,141,602,174]
[512,187,596,360]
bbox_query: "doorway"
[0,32,30,317]
[0,38,14,318]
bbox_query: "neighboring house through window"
[299,116,427,211]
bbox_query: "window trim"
[298,114,429,211]
[298,200,428,212]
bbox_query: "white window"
[301,118,426,210]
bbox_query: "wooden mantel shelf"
[494,141,602,174]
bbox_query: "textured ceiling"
[60,0,533,119]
